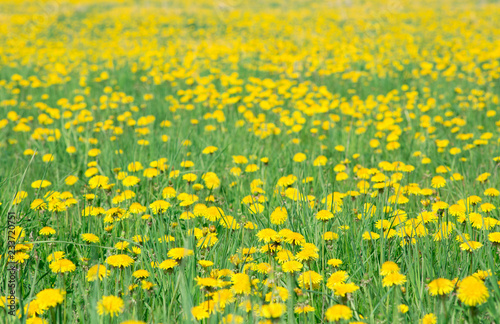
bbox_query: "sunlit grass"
[1,0,500,323]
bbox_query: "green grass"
[1,0,500,323]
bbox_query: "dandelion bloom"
[13,191,28,204]
[325,304,352,322]
[488,232,500,243]
[232,155,248,164]
[281,260,303,273]
[158,259,178,271]
[459,241,483,251]
[380,261,400,276]
[484,188,500,197]
[24,299,44,317]
[202,172,220,189]
[191,301,213,320]
[245,164,259,172]
[298,271,323,289]
[421,313,437,324]
[114,242,130,250]
[149,200,171,214]
[260,303,286,318]
[168,248,194,260]
[198,260,214,268]
[162,187,177,198]
[143,168,159,178]
[97,295,124,317]
[295,247,319,262]
[87,264,110,282]
[327,258,343,267]
[256,228,278,243]
[127,162,143,172]
[316,210,334,221]
[333,283,360,296]
[47,251,65,262]
[313,155,327,166]
[36,289,65,309]
[88,175,110,189]
[293,153,306,162]
[204,206,225,221]
[327,271,350,292]
[480,203,496,213]
[427,278,454,296]
[31,180,51,189]
[476,172,490,183]
[231,273,251,295]
[31,199,48,210]
[182,173,197,182]
[323,232,339,241]
[270,207,288,225]
[275,249,294,263]
[294,305,315,314]
[202,146,218,154]
[49,259,76,274]
[398,304,409,313]
[431,176,446,188]
[457,276,489,306]
[122,176,140,187]
[132,269,150,279]
[472,269,492,281]
[282,231,305,245]
[382,272,407,287]
[81,233,100,243]
[362,231,380,240]
[106,254,135,268]
[39,226,55,235]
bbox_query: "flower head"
[87,264,110,282]
[168,248,194,260]
[380,261,400,276]
[427,278,454,296]
[325,304,352,322]
[298,271,323,289]
[97,295,124,317]
[382,272,407,287]
[36,289,65,310]
[457,276,489,306]
[106,254,135,268]
[49,259,76,274]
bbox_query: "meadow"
[1,0,500,323]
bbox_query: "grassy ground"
[1,0,500,323]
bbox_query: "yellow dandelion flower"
[298,271,323,289]
[49,259,76,274]
[106,254,134,268]
[382,272,407,287]
[39,226,55,236]
[81,233,99,243]
[380,261,400,276]
[281,260,303,273]
[87,264,110,282]
[168,248,194,260]
[420,313,437,324]
[325,304,352,322]
[36,289,65,310]
[460,241,483,251]
[158,259,178,271]
[231,273,251,295]
[427,278,454,296]
[457,276,489,306]
[97,295,124,317]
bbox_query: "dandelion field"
[1,0,500,323]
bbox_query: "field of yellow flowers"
[1,0,500,323]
